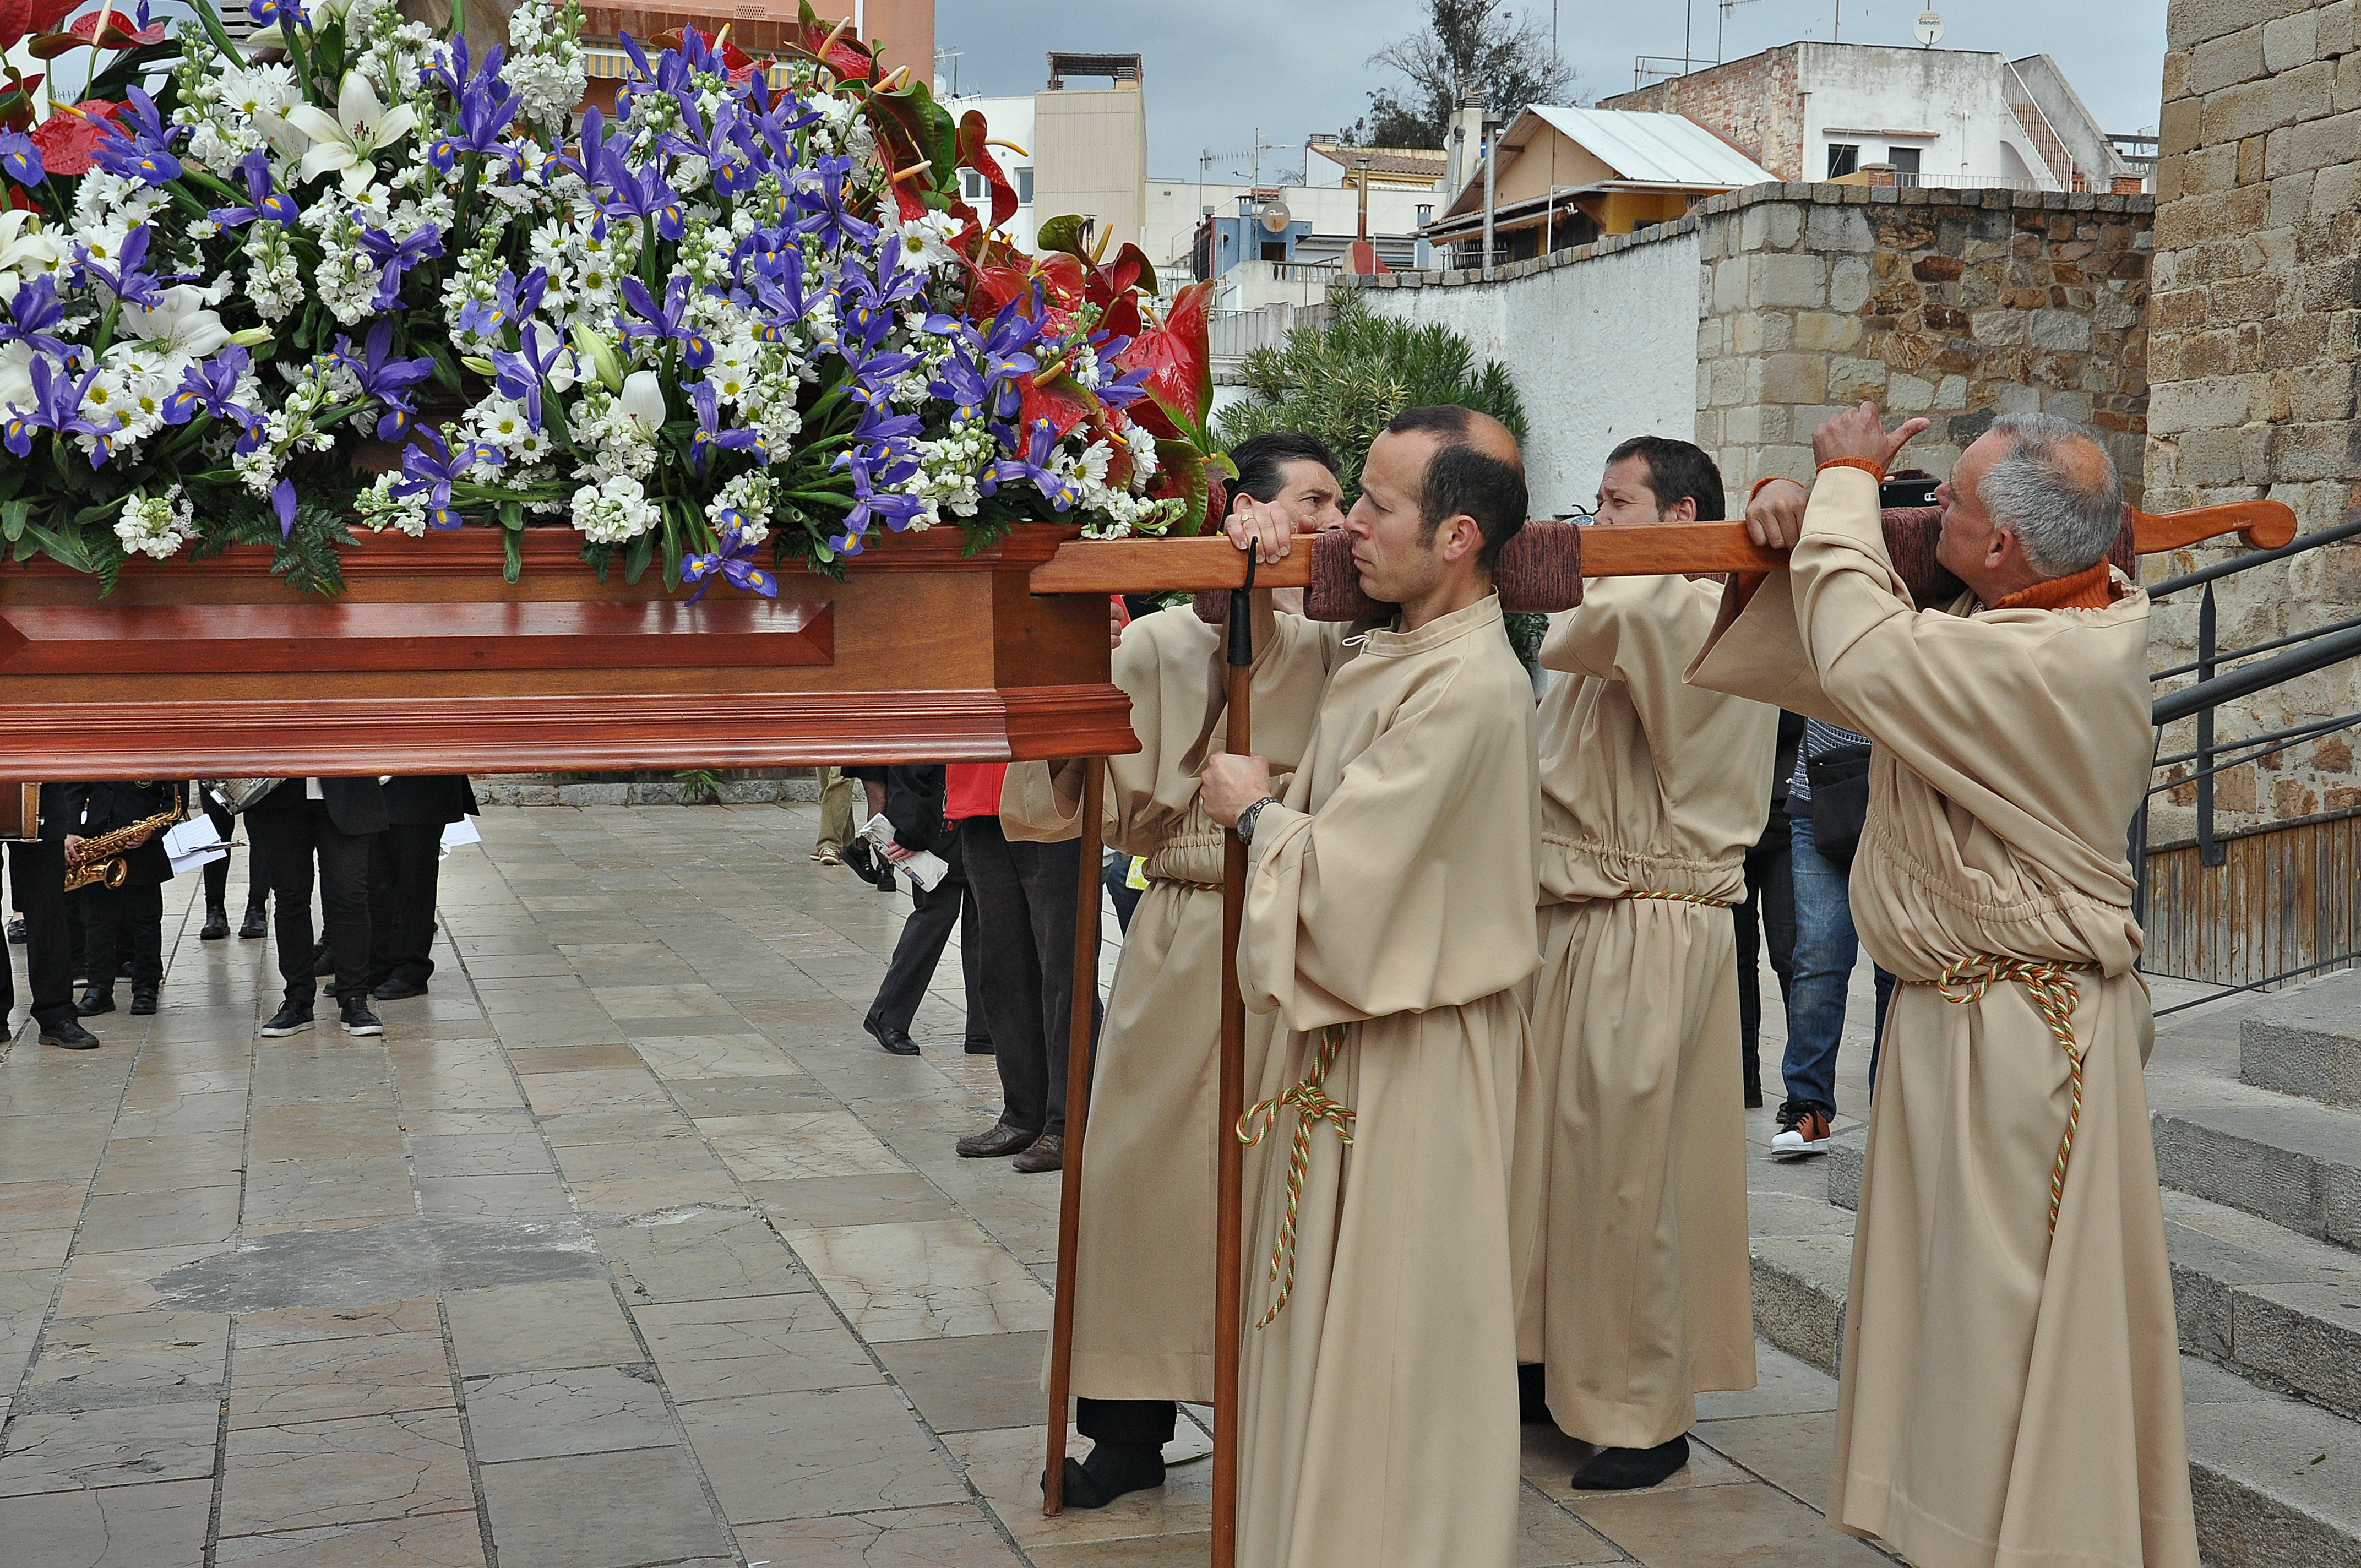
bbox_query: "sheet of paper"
[441,817,482,852]
[162,816,225,859]
[168,847,229,878]
[856,813,949,892]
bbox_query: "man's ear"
[1663,494,1699,525]
[1988,525,2020,571]
[1438,513,1482,565]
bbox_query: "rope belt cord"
[1622,890,1737,907]
[1934,955,2095,1235]
[1236,1023,1357,1330]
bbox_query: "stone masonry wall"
[1695,183,2153,504]
[2148,0,2361,845]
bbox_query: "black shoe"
[842,841,877,880]
[259,1000,314,1037]
[129,988,157,1017]
[1519,1363,1552,1425]
[1043,1440,1167,1510]
[1570,1434,1690,1491]
[238,907,268,940]
[340,998,384,1037]
[864,1015,920,1056]
[200,904,230,941]
[955,1119,1039,1158]
[5,917,24,944]
[371,977,427,1001]
[311,942,335,978]
[75,987,114,1017]
[39,1017,100,1050]
[964,1037,995,1055]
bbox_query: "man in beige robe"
[1004,432,1348,1507]
[1693,403,2197,1568]
[1201,405,1541,1568]
[1520,437,1775,1489]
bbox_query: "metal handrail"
[2147,513,2361,600]
[2151,622,2361,727]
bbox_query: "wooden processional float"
[0,494,2301,1568]
[1024,493,2297,1568]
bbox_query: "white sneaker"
[1770,1106,1832,1157]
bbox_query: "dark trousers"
[1733,806,1797,1098]
[1078,1396,1174,1447]
[2,840,73,1030]
[83,882,162,995]
[249,803,372,1006]
[368,823,444,988]
[202,799,269,914]
[865,836,987,1039]
[961,816,1096,1138]
[1102,850,1142,934]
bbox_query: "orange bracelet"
[1815,457,1885,482]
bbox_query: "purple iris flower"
[1096,363,1154,410]
[795,156,877,252]
[980,418,1079,511]
[163,345,259,429]
[75,226,166,309]
[617,32,697,100]
[0,131,42,186]
[2,355,106,465]
[824,447,924,556]
[90,88,186,186]
[927,345,990,423]
[537,107,629,188]
[417,34,477,98]
[0,275,69,358]
[681,518,779,603]
[271,478,298,537]
[665,100,757,197]
[208,149,300,228]
[685,380,764,472]
[743,78,820,159]
[455,266,549,339]
[391,428,503,530]
[358,223,445,311]
[489,322,571,428]
[618,274,712,368]
[247,0,308,29]
[591,146,686,242]
[333,320,437,440]
[429,63,519,174]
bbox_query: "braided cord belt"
[1934,955,2095,1235]
[1236,1023,1357,1330]
[1623,890,1737,907]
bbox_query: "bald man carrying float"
[1695,404,2197,1568]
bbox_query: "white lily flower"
[284,73,420,193]
[0,210,67,293]
[617,371,667,435]
[119,286,234,360]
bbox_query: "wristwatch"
[1234,795,1278,845]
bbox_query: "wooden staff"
[1212,554,1258,1568]
[1043,755,1105,1514]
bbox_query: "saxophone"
[64,787,184,893]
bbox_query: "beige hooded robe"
[1004,602,1336,1404]
[1232,593,1541,1568]
[1521,571,1775,1448]
[1688,465,2197,1568]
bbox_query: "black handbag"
[1807,743,1874,867]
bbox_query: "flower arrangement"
[0,0,1222,595]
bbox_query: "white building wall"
[1350,230,1704,518]
[1143,180,1440,285]
[1793,44,2060,188]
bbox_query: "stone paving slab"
[2,803,1898,1566]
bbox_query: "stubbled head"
[1345,405,1527,607]
[1595,435,1726,526]
[1935,412,2122,597]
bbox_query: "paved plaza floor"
[0,802,1901,1568]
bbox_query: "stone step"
[2243,971,2361,1109]
[2152,1099,2361,1250]
[1748,1202,2361,1567]
[2163,1189,2361,1420]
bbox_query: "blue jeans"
[1782,811,1895,1115]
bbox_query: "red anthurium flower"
[27,100,114,176]
[67,4,167,46]
[0,0,75,51]
[1117,281,1215,445]
[954,111,1016,230]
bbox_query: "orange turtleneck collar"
[1988,559,2120,612]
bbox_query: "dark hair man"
[1514,434,1778,1490]
[1197,405,1539,1566]
[1709,404,2195,1568]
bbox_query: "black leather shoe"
[39,1017,100,1050]
[238,907,268,940]
[864,1015,920,1056]
[340,998,385,1037]
[371,977,427,1001]
[129,988,157,1016]
[200,905,230,941]
[964,1037,994,1055]
[1011,1133,1064,1174]
[75,987,114,1017]
[955,1119,1039,1158]
[259,1000,314,1037]
[311,942,335,978]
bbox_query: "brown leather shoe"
[956,1119,1038,1159]
[1010,1134,1064,1174]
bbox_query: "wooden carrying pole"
[1043,757,1105,1514]
[1212,561,1257,1568]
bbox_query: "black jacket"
[249,778,390,837]
[35,783,78,843]
[883,766,954,856]
[66,781,179,887]
[383,775,480,827]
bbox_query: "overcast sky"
[934,0,2172,179]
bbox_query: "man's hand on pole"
[1223,495,1298,563]
[1745,478,1811,549]
[1811,401,1932,473]
[1199,753,1274,830]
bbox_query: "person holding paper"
[860,764,987,1057]
[70,780,179,1019]
[368,775,480,1001]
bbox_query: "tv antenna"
[1914,10,1945,47]
[1718,0,1762,62]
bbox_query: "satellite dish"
[1256,198,1293,235]
[1914,10,1944,46]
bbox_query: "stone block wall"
[2148,0,2361,845]
[1695,183,2153,502]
